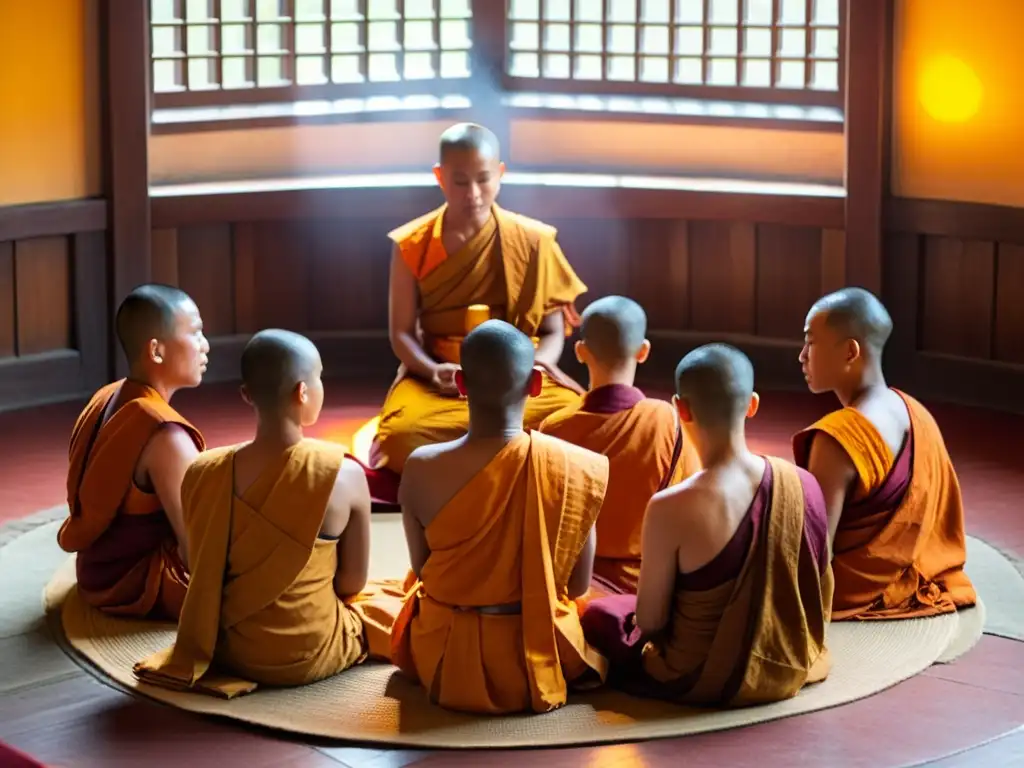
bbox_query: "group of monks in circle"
[61,123,976,716]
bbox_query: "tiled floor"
[1,382,1022,767]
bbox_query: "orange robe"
[793,389,977,620]
[59,379,205,620]
[134,439,394,698]
[390,431,610,714]
[540,384,701,593]
[373,204,588,473]
[585,458,832,706]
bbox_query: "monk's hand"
[430,362,461,397]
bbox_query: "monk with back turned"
[135,330,394,697]
[391,320,610,714]
[59,284,208,620]
[369,122,588,477]
[582,344,832,706]
[541,296,700,595]
[794,287,976,619]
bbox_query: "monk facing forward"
[540,296,700,595]
[392,320,610,714]
[582,344,832,706]
[794,288,976,620]
[59,284,208,620]
[372,122,588,474]
[135,330,375,697]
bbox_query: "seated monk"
[582,344,833,706]
[59,284,208,620]
[540,296,700,595]
[793,288,977,620]
[135,330,393,697]
[371,122,588,478]
[391,320,610,714]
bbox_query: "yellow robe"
[390,432,610,714]
[134,439,385,698]
[374,204,588,472]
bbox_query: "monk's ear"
[574,339,588,365]
[454,369,467,398]
[673,394,693,423]
[527,367,543,398]
[846,338,862,364]
[746,391,760,419]
[147,338,163,365]
[239,384,253,407]
[432,163,443,188]
[497,160,507,179]
[636,339,651,364]
[296,380,308,405]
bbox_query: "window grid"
[504,0,844,107]
[150,0,474,106]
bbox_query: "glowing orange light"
[351,416,380,464]
[919,55,983,123]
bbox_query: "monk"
[135,330,389,697]
[59,284,208,620]
[793,287,976,620]
[371,122,588,476]
[540,295,700,594]
[391,320,610,714]
[581,344,833,707]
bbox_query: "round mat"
[41,515,992,749]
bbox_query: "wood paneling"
[151,228,179,286]
[0,242,14,358]
[820,229,847,295]
[756,225,823,340]
[72,231,110,389]
[0,199,106,242]
[690,221,756,334]
[233,223,257,334]
[994,244,1024,364]
[177,225,234,337]
[13,237,71,355]
[625,220,689,331]
[920,237,995,359]
[252,222,310,331]
[307,219,390,332]
[555,219,629,310]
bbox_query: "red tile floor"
[1,381,1023,767]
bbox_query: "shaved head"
[580,296,648,366]
[439,122,500,163]
[115,283,194,361]
[808,287,893,355]
[459,320,535,408]
[675,344,754,429]
[241,329,321,411]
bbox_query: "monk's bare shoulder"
[648,474,716,526]
[336,457,371,500]
[853,389,911,454]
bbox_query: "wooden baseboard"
[0,350,90,413]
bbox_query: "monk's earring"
[153,355,163,364]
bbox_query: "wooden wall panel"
[553,219,628,310]
[14,237,71,355]
[177,225,234,337]
[233,223,257,334]
[151,228,179,286]
[251,222,310,331]
[307,219,390,332]
[820,229,847,295]
[689,221,756,334]
[920,237,995,358]
[755,225,822,340]
[994,243,1024,364]
[625,220,690,330]
[0,242,14,358]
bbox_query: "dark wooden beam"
[105,0,152,376]
[0,199,107,243]
[843,0,892,294]
[887,197,1024,246]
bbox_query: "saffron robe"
[582,458,832,707]
[540,384,701,594]
[133,440,383,698]
[373,204,588,473]
[793,389,976,620]
[59,379,205,620]
[390,431,610,714]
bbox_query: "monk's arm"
[388,244,441,381]
[635,500,678,635]
[398,458,430,576]
[533,310,566,367]
[567,525,597,599]
[805,433,857,551]
[139,424,201,567]
[333,463,372,597]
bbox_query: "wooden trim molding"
[0,199,107,243]
[887,197,1024,246]
[0,350,87,414]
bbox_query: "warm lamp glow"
[919,55,983,123]
[351,416,380,465]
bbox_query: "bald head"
[459,320,535,408]
[439,122,500,163]
[240,329,321,411]
[580,296,648,366]
[115,283,194,361]
[675,344,754,430]
[808,287,892,356]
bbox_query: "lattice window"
[150,0,473,104]
[505,0,843,105]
